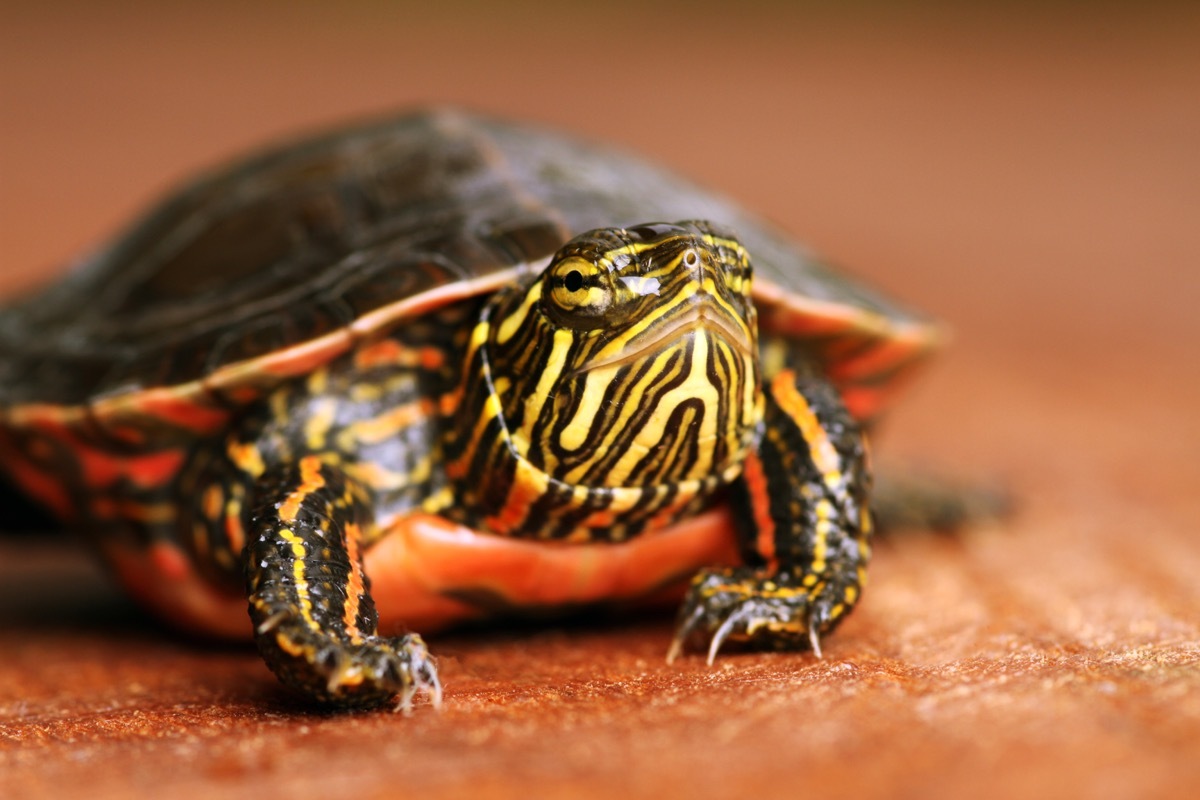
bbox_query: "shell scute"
[1,108,939,432]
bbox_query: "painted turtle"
[0,109,939,709]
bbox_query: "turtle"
[0,109,941,710]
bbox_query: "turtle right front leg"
[669,364,872,662]
[244,453,441,710]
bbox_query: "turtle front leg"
[669,365,872,663]
[246,454,441,710]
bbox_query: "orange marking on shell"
[2,412,184,517]
[92,387,232,436]
[753,279,943,423]
[278,455,326,524]
[103,539,248,640]
[217,331,353,385]
[5,402,87,430]
[101,425,148,447]
[0,430,74,517]
[150,540,191,581]
[0,412,85,513]
[89,496,119,518]
[341,521,367,640]
[741,450,778,571]
[75,446,186,491]
[826,336,925,381]
[840,385,894,425]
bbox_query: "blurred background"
[2,3,1198,799]
[4,2,1196,343]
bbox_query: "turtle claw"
[393,642,443,715]
[706,602,758,665]
[669,567,831,663]
[666,604,706,664]
[807,615,824,659]
[254,611,443,710]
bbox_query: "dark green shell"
[0,109,935,415]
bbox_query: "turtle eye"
[544,257,615,328]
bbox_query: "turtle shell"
[0,109,938,436]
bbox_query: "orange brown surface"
[2,3,1198,799]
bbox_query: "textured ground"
[2,3,1198,799]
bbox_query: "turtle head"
[482,220,763,489]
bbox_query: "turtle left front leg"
[669,364,872,662]
[245,454,442,710]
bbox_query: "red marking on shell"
[100,425,148,447]
[0,448,74,519]
[76,446,186,491]
[151,540,191,580]
[753,278,943,421]
[3,404,187,508]
[3,270,515,464]
[840,385,898,424]
[92,386,232,436]
[103,539,248,640]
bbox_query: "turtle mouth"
[577,304,754,375]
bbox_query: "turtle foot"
[667,567,835,665]
[255,613,442,711]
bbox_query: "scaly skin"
[245,456,440,710]
[185,223,873,708]
[670,362,871,662]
